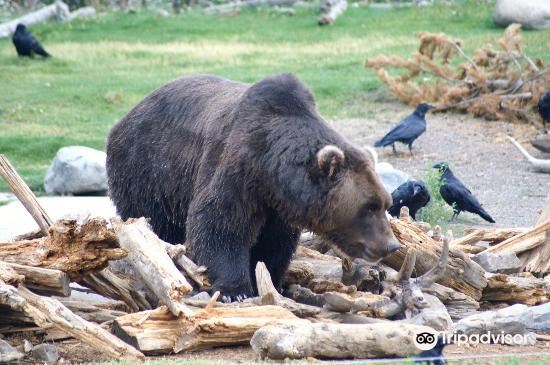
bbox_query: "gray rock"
[531,133,550,154]
[44,146,108,195]
[189,291,211,301]
[404,294,453,332]
[31,343,59,362]
[526,302,550,332]
[472,251,522,274]
[0,339,24,363]
[375,162,410,193]
[454,304,537,345]
[494,0,550,30]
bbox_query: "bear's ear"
[316,145,345,178]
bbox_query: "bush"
[417,166,454,227]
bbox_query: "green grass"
[1,1,549,191]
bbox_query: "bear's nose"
[387,239,401,254]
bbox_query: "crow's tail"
[374,136,393,147]
[477,207,495,223]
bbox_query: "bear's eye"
[361,202,381,215]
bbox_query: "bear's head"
[311,144,400,263]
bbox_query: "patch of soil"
[333,102,550,228]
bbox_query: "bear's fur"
[106,73,398,300]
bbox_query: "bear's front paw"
[221,294,249,303]
[211,283,254,303]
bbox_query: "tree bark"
[482,273,550,305]
[251,322,431,360]
[318,0,348,26]
[1,262,70,297]
[80,268,152,313]
[0,1,70,38]
[114,218,193,318]
[0,155,52,236]
[112,305,308,354]
[0,283,144,361]
[0,216,127,280]
[385,217,487,300]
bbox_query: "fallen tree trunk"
[520,198,550,274]
[112,305,308,354]
[482,273,550,305]
[0,216,127,280]
[1,262,70,297]
[318,0,348,26]
[81,268,152,313]
[114,218,193,318]
[0,154,52,236]
[486,220,550,254]
[57,300,128,323]
[0,282,144,361]
[507,136,550,173]
[0,1,70,38]
[162,242,210,290]
[250,322,431,360]
[454,227,527,246]
[254,262,321,318]
[385,217,487,300]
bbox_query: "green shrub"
[417,166,454,227]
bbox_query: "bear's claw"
[221,294,248,303]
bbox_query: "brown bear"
[106,73,399,302]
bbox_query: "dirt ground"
[334,101,550,229]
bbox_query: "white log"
[318,0,348,25]
[0,1,70,38]
[507,136,550,173]
[114,218,193,318]
[251,322,432,360]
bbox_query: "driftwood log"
[112,305,308,354]
[454,227,527,246]
[0,1,70,38]
[254,262,320,318]
[318,0,348,26]
[81,268,152,313]
[507,136,550,173]
[250,322,431,360]
[114,218,193,318]
[0,282,144,361]
[482,273,550,305]
[385,217,487,300]
[0,216,126,280]
[519,198,550,274]
[0,154,52,236]
[1,262,70,297]
[486,221,550,255]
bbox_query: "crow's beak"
[432,163,441,169]
[413,185,421,195]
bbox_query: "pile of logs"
[1,153,550,361]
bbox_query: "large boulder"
[44,146,108,195]
[494,0,550,30]
[375,162,410,194]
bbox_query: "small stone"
[16,339,33,353]
[472,251,521,274]
[375,162,410,194]
[403,294,453,332]
[189,291,211,301]
[0,339,24,363]
[31,343,59,362]
[526,302,550,332]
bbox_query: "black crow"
[538,90,550,130]
[374,103,435,154]
[12,24,50,58]
[433,162,495,223]
[388,180,431,219]
[414,336,449,365]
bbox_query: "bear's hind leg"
[250,212,300,293]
